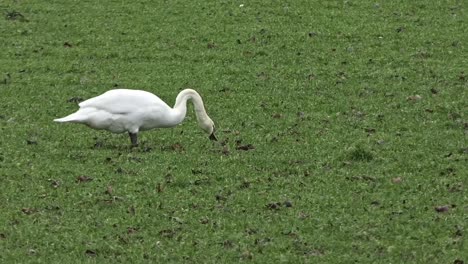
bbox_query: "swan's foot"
[129,132,138,147]
[209,132,218,141]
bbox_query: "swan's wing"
[79,89,170,114]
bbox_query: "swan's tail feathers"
[54,113,83,123]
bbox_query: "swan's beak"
[209,133,218,141]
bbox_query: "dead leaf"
[272,113,282,119]
[215,194,227,201]
[6,11,27,21]
[21,208,37,215]
[236,144,255,151]
[159,228,178,238]
[435,205,449,213]
[241,250,253,260]
[298,212,309,220]
[239,181,251,189]
[266,202,281,210]
[407,95,422,101]
[127,227,138,234]
[207,42,216,49]
[157,183,164,193]
[392,177,402,184]
[49,179,60,188]
[76,175,93,183]
[221,146,230,156]
[26,139,37,145]
[105,185,113,195]
[85,249,97,257]
[168,143,184,152]
[67,97,84,103]
[222,240,234,248]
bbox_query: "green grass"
[0,0,467,263]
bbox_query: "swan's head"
[200,117,217,141]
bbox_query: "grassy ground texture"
[0,0,467,263]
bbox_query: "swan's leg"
[129,132,138,147]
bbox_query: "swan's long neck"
[172,89,210,125]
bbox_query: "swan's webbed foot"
[129,132,138,147]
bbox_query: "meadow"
[0,0,467,263]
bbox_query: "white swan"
[54,89,217,146]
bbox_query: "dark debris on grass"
[6,11,28,22]
[266,201,293,210]
[67,97,84,103]
[434,205,450,213]
[76,175,93,183]
[347,145,374,162]
[85,249,97,257]
[235,139,255,151]
[21,208,37,215]
[1,1,467,262]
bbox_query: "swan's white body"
[54,89,216,146]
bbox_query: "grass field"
[1,0,467,263]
